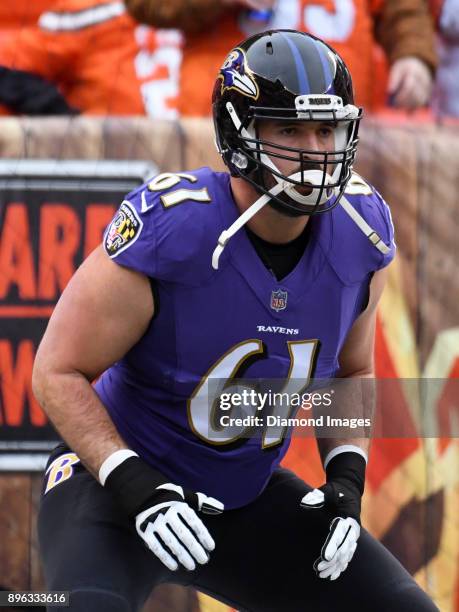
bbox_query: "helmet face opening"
[212,30,363,216]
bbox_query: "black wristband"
[325,451,366,496]
[104,456,168,518]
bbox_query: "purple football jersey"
[95,167,395,508]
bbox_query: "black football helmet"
[212,29,362,216]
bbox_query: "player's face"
[257,119,336,175]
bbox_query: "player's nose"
[300,153,323,171]
[299,130,321,152]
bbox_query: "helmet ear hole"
[231,152,249,170]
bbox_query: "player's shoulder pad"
[103,167,228,284]
[318,173,396,285]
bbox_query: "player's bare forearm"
[32,368,127,479]
[315,269,389,465]
[32,246,154,479]
[317,372,374,464]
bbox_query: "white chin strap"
[212,179,286,270]
[211,166,336,270]
[211,179,391,270]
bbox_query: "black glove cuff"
[104,456,168,518]
[325,451,366,496]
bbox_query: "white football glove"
[300,450,366,580]
[99,451,224,573]
[135,483,224,571]
[301,488,360,580]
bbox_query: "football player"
[33,30,438,611]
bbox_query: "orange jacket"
[0,0,182,116]
[0,0,55,31]
[126,0,437,116]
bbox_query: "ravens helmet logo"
[218,48,259,99]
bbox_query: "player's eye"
[317,126,334,139]
[279,126,297,136]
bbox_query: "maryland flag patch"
[104,200,143,257]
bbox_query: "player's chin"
[259,170,314,217]
[267,190,312,217]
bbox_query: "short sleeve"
[103,185,158,278]
[102,167,226,283]
[318,176,397,285]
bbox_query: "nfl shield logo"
[270,289,288,312]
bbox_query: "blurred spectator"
[125,0,437,115]
[431,0,459,117]
[377,0,436,110]
[0,0,182,117]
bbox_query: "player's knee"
[64,588,132,611]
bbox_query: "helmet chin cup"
[279,169,335,206]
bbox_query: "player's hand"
[301,485,360,580]
[388,57,433,110]
[300,449,366,580]
[135,483,223,571]
[99,449,224,572]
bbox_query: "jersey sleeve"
[319,176,396,285]
[103,168,224,283]
[366,188,396,271]
[103,185,158,278]
[343,186,397,279]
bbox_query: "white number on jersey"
[188,339,319,449]
[147,172,211,209]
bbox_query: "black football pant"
[38,446,439,612]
